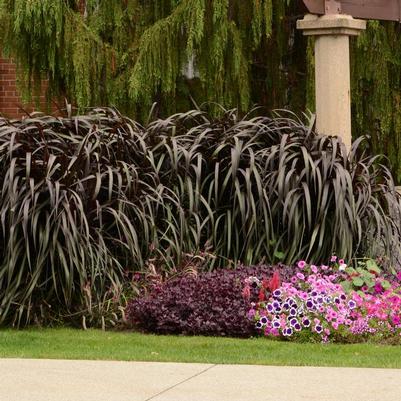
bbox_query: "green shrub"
[0,107,399,326]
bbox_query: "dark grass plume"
[0,107,400,326]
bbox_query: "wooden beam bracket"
[325,0,342,14]
[303,0,401,22]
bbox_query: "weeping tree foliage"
[351,21,401,183]
[0,1,400,176]
[0,0,299,115]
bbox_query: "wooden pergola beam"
[302,0,401,22]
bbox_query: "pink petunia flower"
[374,283,384,294]
[298,292,308,300]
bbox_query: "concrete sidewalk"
[1,358,400,401]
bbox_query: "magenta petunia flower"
[297,260,306,269]
[330,256,337,262]
[270,328,280,337]
[374,283,384,294]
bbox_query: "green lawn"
[1,328,401,368]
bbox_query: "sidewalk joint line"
[143,364,217,401]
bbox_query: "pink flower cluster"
[247,259,401,342]
[354,288,401,332]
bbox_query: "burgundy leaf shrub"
[126,265,296,337]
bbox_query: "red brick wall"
[0,58,59,119]
[0,58,22,118]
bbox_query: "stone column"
[297,14,366,150]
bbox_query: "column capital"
[297,14,366,36]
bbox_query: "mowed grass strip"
[0,328,400,369]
